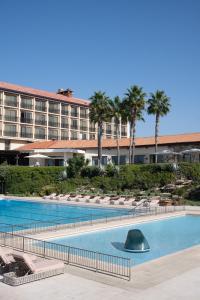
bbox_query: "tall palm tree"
[89,91,112,167]
[147,90,171,163]
[110,96,122,166]
[123,85,146,164]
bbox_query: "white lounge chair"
[0,247,15,267]
[95,196,110,204]
[43,193,56,200]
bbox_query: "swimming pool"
[0,199,129,228]
[50,215,200,266]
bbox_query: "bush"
[179,163,200,182]
[187,186,200,201]
[66,155,89,178]
[80,166,103,178]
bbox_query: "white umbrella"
[181,148,200,154]
[25,154,50,159]
[154,150,181,155]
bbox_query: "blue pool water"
[0,199,129,227]
[51,215,200,266]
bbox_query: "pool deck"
[1,197,200,299]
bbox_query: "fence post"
[44,241,46,258]
[128,259,131,281]
[67,246,70,264]
[22,236,25,251]
[95,252,99,272]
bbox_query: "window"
[80,107,88,118]
[4,109,17,122]
[92,156,107,166]
[121,126,127,137]
[49,101,60,114]
[4,94,17,107]
[71,131,78,140]
[21,111,32,124]
[71,106,78,117]
[134,155,145,164]
[80,132,87,140]
[61,117,68,128]
[61,131,69,140]
[89,133,96,140]
[49,115,59,127]
[20,126,33,138]
[48,129,58,139]
[71,119,78,130]
[35,113,46,125]
[112,155,127,165]
[35,99,46,111]
[80,120,87,131]
[106,124,112,135]
[4,124,17,137]
[35,127,46,139]
[21,97,33,109]
[89,123,96,132]
[61,104,68,115]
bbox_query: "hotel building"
[0,82,128,163]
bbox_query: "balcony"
[89,126,96,132]
[48,121,59,127]
[35,104,46,112]
[4,131,17,137]
[35,119,46,126]
[21,118,33,124]
[35,133,46,139]
[20,132,33,138]
[71,112,78,117]
[61,123,69,128]
[48,134,58,140]
[61,110,68,116]
[61,135,69,140]
[49,108,60,114]
[4,115,18,122]
[80,113,88,119]
[80,126,88,131]
[21,103,33,110]
[106,130,112,135]
[4,100,18,107]
[71,124,78,130]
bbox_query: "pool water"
[51,215,200,266]
[0,199,129,226]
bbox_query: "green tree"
[147,90,171,163]
[110,96,122,166]
[123,85,146,164]
[67,155,89,178]
[89,91,112,167]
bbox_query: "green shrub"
[187,186,200,201]
[179,163,200,182]
[80,166,103,178]
[66,155,89,178]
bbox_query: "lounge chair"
[0,247,15,271]
[89,196,101,203]
[3,251,65,286]
[43,193,57,200]
[96,196,110,204]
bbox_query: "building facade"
[0,82,128,157]
[17,132,200,166]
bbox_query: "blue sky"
[0,0,199,137]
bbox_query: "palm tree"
[123,85,146,164]
[89,91,112,167]
[110,96,122,166]
[147,90,171,163]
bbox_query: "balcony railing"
[106,130,112,135]
[61,123,69,128]
[35,119,46,126]
[35,105,46,112]
[49,108,60,114]
[80,126,88,131]
[80,113,88,119]
[4,131,17,137]
[20,118,33,124]
[4,100,18,107]
[49,122,59,127]
[71,112,78,117]
[20,132,33,138]
[4,115,18,122]
[21,103,33,110]
[61,135,69,140]
[61,110,68,116]
[48,134,58,140]
[71,125,78,130]
[35,133,46,139]
[89,127,96,132]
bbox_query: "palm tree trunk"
[116,123,120,166]
[131,114,136,164]
[129,121,133,164]
[155,114,159,164]
[98,123,103,167]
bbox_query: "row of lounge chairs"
[0,247,65,286]
[43,193,160,207]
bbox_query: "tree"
[110,96,122,166]
[89,91,112,167]
[147,90,171,163]
[67,155,89,178]
[123,85,146,164]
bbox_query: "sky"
[0,0,199,137]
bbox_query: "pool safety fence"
[0,231,131,280]
[0,205,185,236]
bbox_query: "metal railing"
[0,206,185,236]
[0,231,131,280]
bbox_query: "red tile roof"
[17,132,200,152]
[0,82,90,106]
